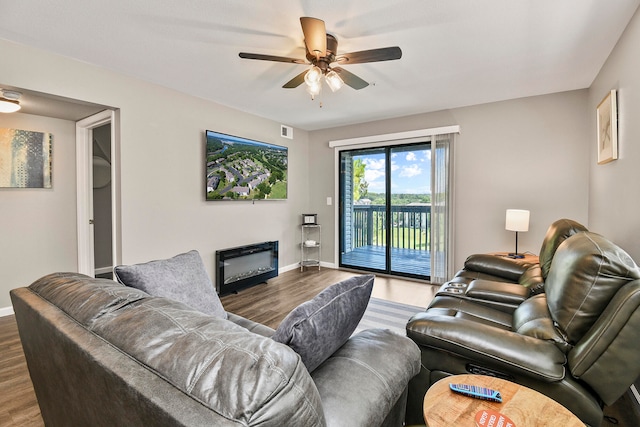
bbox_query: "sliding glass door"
[339,143,431,280]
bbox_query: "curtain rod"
[328,125,460,148]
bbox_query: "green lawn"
[269,181,287,199]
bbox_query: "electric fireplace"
[215,241,278,295]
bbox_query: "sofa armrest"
[406,311,566,382]
[227,312,275,337]
[463,254,531,282]
[518,265,545,294]
[311,329,420,427]
[466,279,530,306]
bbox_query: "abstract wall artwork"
[596,90,618,165]
[0,128,52,188]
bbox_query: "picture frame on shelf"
[596,89,618,165]
[302,214,317,225]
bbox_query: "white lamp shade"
[505,209,530,232]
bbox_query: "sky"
[357,146,431,194]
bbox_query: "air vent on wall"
[281,125,293,139]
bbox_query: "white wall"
[587,3,640,403]
[309,90,590,271]
[588,5,640,261]
[2,6,639,309]
[0,113,78,304]
[0,39,310,309]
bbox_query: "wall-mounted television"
[205,130,288,201]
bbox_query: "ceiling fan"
[239,17,402,96]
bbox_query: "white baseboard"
[279,263,301,274]
[0,306,14,317]
[279,262,337,274]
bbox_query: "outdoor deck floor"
[341,245,431,277]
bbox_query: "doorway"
[339,142,431,280]
[76,110,120,278]
[92,123,113,277]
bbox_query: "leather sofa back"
[18,273,325,426]
[538,218,588,279]
[546,232,640,345]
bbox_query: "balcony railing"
[351,204,431,251]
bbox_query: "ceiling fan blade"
[300,17,327,58]
[335,46,402,64]
[332,67,369,90]
[283,70,308,88]
[239,52,307,64]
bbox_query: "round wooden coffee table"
[423,374,583,427]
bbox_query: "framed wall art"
[596,89,618,164]
[0,128,52,188]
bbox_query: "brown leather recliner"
[406,231,640,427]
[433,219,588,311]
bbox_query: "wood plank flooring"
[220,268,437,329]
[0,268,636,426]
[0,315,44,427]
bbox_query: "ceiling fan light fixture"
[0,90,21,113]
[325,70,344,92]
[306,81,321,99]
[304,66,322,86]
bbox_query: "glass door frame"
[338,141,431,281]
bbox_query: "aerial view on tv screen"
[205,130,288,200]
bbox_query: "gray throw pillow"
[272,274,374,372]
[113,250,227,319]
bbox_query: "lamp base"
[507,253,524,259]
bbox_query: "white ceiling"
[1,1,639,130]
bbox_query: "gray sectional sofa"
[11,269,420,426]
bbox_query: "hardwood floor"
[0,315,43,427]
[1,268,636,426]
[220,268,437,329]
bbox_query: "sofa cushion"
[114,250,227,319]
[512,294,571,353]
[272,274,374,372]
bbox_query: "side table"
[423,374,583,427]
[487,251,539,266]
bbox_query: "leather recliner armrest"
[463,254,531,282]
[519,265,545,294]
[466,279,530,305]
[406,311,566,382]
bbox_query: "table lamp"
[505,209,529,258]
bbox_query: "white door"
[76,110,120,277]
